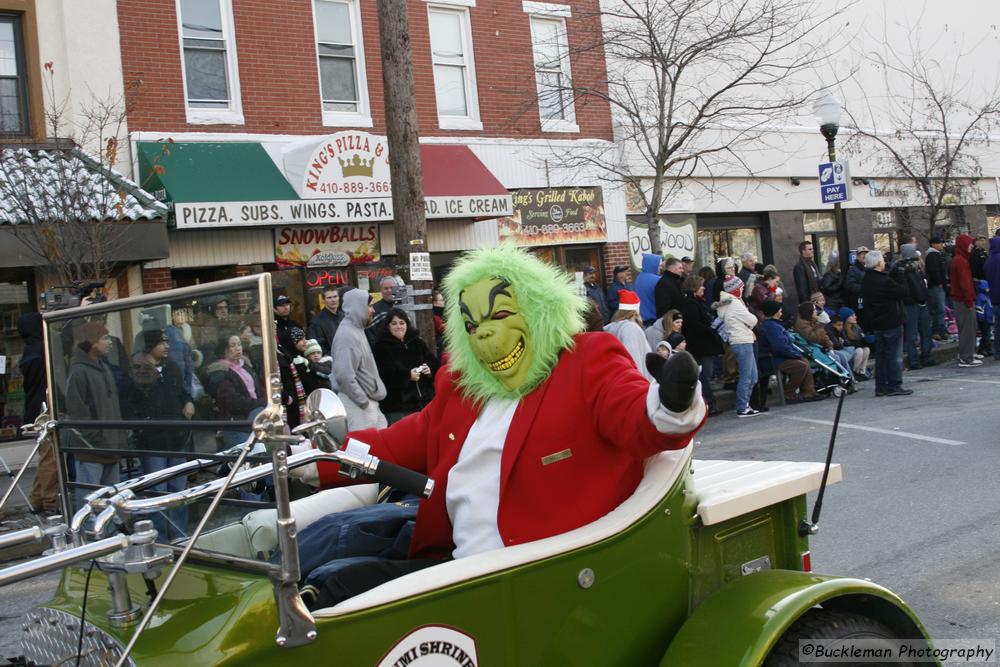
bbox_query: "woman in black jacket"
[678,275,723,415]
[373,308,439,424]
[205,332,267,448]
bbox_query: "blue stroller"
[787,331,855,393]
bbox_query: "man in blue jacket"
[757,300,822,403]
[635,253,663,326]
[606,265,635,313]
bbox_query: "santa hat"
[618,290,641,311]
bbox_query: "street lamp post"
[814,91,852,278]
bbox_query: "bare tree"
[0,64,166,287]
[843,16,1000,240]
[543,0,848,251]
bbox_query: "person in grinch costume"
[299,246,706,604]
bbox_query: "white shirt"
[446,397,519,559]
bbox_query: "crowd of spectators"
[587,232,1000,419]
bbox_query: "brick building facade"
[117,0,624,310]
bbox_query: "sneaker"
[884,388,914,396]
[736,407,761,418]
[974,353,985,360]
[958,359,984,367]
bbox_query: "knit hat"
[900,243,918,260]
[289,326,306,342]
[838,306,855,321]
[666,332,686,348]
[74,321,109,352]
[656,340,672,354]
[761,300,783,317]
[304,339,322,356]
[723,275,744,297]
[618,290,641,311]
[142,329,168,353]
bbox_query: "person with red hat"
[604,290,654,381]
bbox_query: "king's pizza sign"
[296,131,392,199]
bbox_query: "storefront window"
[803,211,839,270]
[803,212,835,233]
[988,205,1000,237]
[873,232,896,257]
[696,228,762,270]
[0,276,34,439]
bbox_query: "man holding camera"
[894,244,937,370]
[860,250,912,396]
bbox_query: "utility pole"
[377,0,435,345]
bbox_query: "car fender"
[660,570,931,667]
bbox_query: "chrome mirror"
[294,389,348,451]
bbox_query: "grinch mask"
[442,245,587,404]
[459,279,534,391]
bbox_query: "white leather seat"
[192,484,379,558]
[315,444,693,618]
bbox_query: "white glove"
[288,441,320,488]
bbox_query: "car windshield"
[43,275,281,559]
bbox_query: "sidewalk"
[710,338,962,413]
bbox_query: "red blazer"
[318,332,704,559]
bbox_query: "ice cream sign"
[274,224,379,268]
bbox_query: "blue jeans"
[140,455,189,540]
[75,460,120,516]
[830,348,853,375]
[873,326,904,393]
[731,343,758,412]
[903,304,933,365]
[926,286,946,335]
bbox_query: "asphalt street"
[695,358,1000,645]
[0,359,998,660]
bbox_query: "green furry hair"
[442,244,588,404]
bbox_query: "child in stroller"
[787,331,856,394]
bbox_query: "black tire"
[764,609,917,667]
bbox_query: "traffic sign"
[818,160,851,204]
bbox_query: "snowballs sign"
[274,224,380,268]
[627,216,697,270]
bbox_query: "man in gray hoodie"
[332,288,388,429]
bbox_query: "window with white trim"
[313,0,371,126]
[529,15,576,132]
[176,0,243,124]
[428,5,481,130]
[0,14,29,135]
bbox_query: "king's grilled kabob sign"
[175,131,512,228]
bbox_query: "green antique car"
[0,274,935,666]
